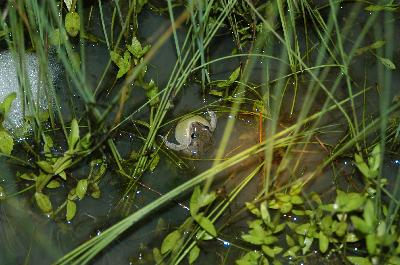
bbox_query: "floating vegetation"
[0,0,399,264]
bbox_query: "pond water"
[0,1,399,265]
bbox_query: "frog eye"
[191,132,197,139]
[204,125,210,130]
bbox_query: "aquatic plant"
[0,0,399,264]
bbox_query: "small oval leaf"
[76,179,88,200]
[195,215,217,238]
[0,131,14,155]
[35,192,53,214]
[347,256,372,265]
[378,56,396,70]
[66,200,77,221]
[319,231,329,253]
[188,245,200,264]
[46,180,61,189]
[161,230,181,254]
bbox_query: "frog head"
[182,121,213,157]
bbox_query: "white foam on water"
[0,50,59,131]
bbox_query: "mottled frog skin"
[162,111,217,157]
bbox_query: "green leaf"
[289,181,303,195]
[19,172,37,181]
[235,251,261,265]
[365,4,399,12]
[355,153,370,178]
[242,229,277,245]
[319,231,329,253]
[66,200,77,221]
[283,246,300,257]
[368,144,381,172]
[345,233,360,242]
[127,36,150,58]
[149,153,160,172]
[376,221,387,237]
[247,219,263,230]
[69,51,81,72]
[302,236,313,254]
[388,256,400,265]
[311,192,322,204]
[347,256,372,265]
[152,248,164,265]
[366,234,376,255]
[262,235,278,245]
[260,201,271,224]
[286,234,295,246]
[78,133,91,150]
[290,195,303,205]
[68,119,80,150]
[37,161,54,174]
[350,216,371,234]
[319,203,335,212]
[241,234,264,245]
[76,179,88,200]
[378,56,396,70]
[0,131,14,155]
[209,89,224,97]
[275,193,291,202]
[49,28,67,46]
[90,183,101,199]
[363,199,376,229]
[273,223,285,233]
[195,214,217,237]
[46,180,61,189]
[43,134,54,155]
[334,221,347,237]
[0,92,16,115]
[59,171,67,180]
[161,230,181,254]
[190,187,216,217]
[262,245,282,258]
[295,223,312,236]
[320,215,333,232]
[65,12,80,37]
[245,202,260,216]
[216,67,240,88]
[336,190,365,212]
[279,202,292,213]
[355,40,386,55]
[188,245,200,264]
[68,188,77,201]
[145,80,160,106]
[110,50,131,78]
[369,40,386,49]
[35,192,53,214]
[35,173,52,191]
[53,156,72,175]
[199,192,217,209]
[190,186,201,216]
[195,230,213,241]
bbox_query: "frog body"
[162,111,217,157]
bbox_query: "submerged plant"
[0,0,399,264]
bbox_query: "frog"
[161,110,217,157]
